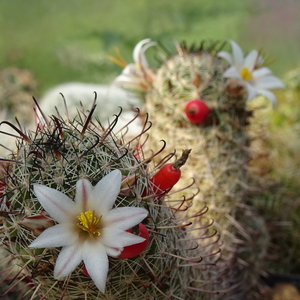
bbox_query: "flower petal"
[75,179,92,211]
[54,243,83,279]
[217,51,233,65]
[133,38,156,67]
[223,66,241,79]
[34,184,76,223]
[114,64,138,84]
[228,40,244,69]
[105,246,122,257]
[244,50,258,72]
[253,75,285,90]
[252,67,272,78]
[138,42,157,68]
[101,227,145,248]
[29,223,76,248]
[90,170,122,215]
[83,243,108,293]
[121,64,137,77]
[257,89,277,107]
[104,207,148,229]
[245,82,258,101]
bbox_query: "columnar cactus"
[114,39,284,299]
[0,67,37,125]
[0,102,219,299]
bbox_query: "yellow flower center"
[76,210,102,238]
[240,67,253,81]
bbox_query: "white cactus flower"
[113,38,157,92]
[29,169,148,293]
[218,40,285,106]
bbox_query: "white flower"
[29,170,148,293]
[113,38,157,92]
[218,40,285,106]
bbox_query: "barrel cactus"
[113,38,284,299]
[0,100,219,299]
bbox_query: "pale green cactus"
[0,102,219,299]
[113,39,284,299]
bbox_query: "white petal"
[114,74,127,83]
[217,51,233,64]
[253,75,285,90]
[113,65,137,83]
[133,38,152,64]
[223,66,241,79]
[245,82,258,101]
[257,89,277,107]
[101,227,145,248]
[83,243,108,293]
[75,179,92,211]
[91,170,122,214]
[137,41,157,67]
[112,77,146,91]
[104,207,148,229]
[114,74,132,84]
[29,224,76,248]
[252,67,272,78]
[54,243,83,279]
[34,184,76,223]
[244,50,258,72]
[122,63,136,74]
[100,228,124,248]
[105,246,122,257]
[229,40,244,68]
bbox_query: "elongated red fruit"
[118,223,149,259]
[184,99,210,124]
[147,149,191,199]
[151,163,181,195]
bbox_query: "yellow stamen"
[76,210,102,238]
[240,67,253,81]
[108,47,128,68]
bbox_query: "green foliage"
[0,0,253,92]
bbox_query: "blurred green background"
[0,0,299,96]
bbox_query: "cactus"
[0,67,37,125]
[0,68,38,157]
[113,39,284,299]
[0,101,219,299]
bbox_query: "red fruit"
[118,223,149,259]
[144,149,191,199]
[150,163,181,196]
[184,99,210,124]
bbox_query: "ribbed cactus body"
[143,45,269,299]
[0,106,218,299]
